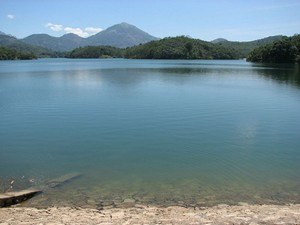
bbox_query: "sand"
[1,204,300,225]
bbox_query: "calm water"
[0,59,300,208]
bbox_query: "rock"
[0,204,300,224]
[87,199,96,205]
[102,200,114,206]
[238,202,249,206]
[122,198,136,207]
[113,200,122,206]
[45,173,82,189]
[217,204,229,208]
[0,189,42,207]
[103,205,114,210]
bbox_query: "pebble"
[121,198,136,207]
[0,204,300,224]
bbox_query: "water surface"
[0,59,300,207]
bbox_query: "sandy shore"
[1,204,300,225]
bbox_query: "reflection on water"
[0,59,300,208]
[253,64,300,87]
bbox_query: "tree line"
[65,46,123,58]
[123,36,239,59]
[247,35,300,63]
[65,36,239,60]
[2,34,300,63]
[0,46,37,60]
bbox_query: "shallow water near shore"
[0,59,300,208]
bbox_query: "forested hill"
[0,34,61,58]
[0,46,37,60]
[247,35,300,63]
[124,36,239,59]
[22,33,83,52]
[66,46,123,58]
[213,35,284,58]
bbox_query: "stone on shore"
[0,189,42,207]
[1,204,300,224]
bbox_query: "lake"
[0,58,300,208]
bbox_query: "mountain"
[21,22,158,51]
[214,35,284,58]
[85,22,158,48]
[0,34,59,57]
[60,33,83,44]
[124,36,239,59]
[0,31,15,37]
[1,24,288,59]
[211,38,228,43]
[22,33,84,52]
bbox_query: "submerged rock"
[122,198,136,207]
[0,189,42,207]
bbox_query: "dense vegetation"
[124,36,239,59]
[65,36,239,60]
[213,36,284,58]
[0,34,62,58]
[2,27,299,63]
[247,35,300,63]
[0,46,36,60]
[66,46,123,58]
[66,35,299,62]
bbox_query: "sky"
[1,0,300,41]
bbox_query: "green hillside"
[247,35,300,63]
[66,46,123,58]
[0,34,61,58]
[124,36,239,59]
[213,35,284,58]
[0,46,36,60]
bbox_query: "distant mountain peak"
[26,33,54,38]
[105,22,143,32]
[86,22,158,48]
[61,33,82,40]
[0,31,15,38]
[211,38,228,43]
[22,33,83,51]
[119,22,132,26]
[62,33,80,37]
[20,22,158,51]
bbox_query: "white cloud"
[85,27,102,35]
[7,14,15,19]
[45,22,103,37]
[45,23,63,32]
[64,27,89,37]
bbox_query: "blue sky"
[1,0,300,41]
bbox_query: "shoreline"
[1,203,300,224]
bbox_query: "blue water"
[0,59,300,207]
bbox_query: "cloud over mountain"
[22,22,158,51]
[46,22,102,37]
[46,23,63,32]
